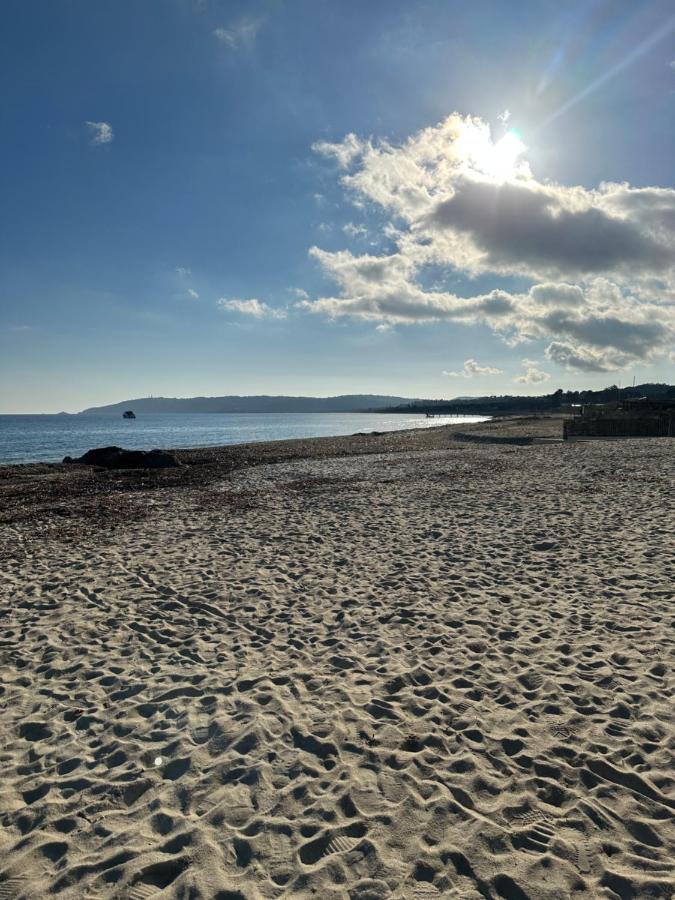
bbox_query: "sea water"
[0,412,489,464]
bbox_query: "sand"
[0,418,673,899]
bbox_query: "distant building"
[564,398,675,439]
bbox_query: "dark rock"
[533,540,558,551]
[63,446,180,469]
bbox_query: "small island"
[122,410,136,419]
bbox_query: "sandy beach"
[1,417,673,900]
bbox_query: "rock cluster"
[63,446,180,468]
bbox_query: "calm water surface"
[0,413,489,464]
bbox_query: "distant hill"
[78,394,420,415]
[78,383,675,417]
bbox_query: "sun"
[461,126,528,182]
[485,129,527,181]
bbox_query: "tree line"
[383,383,675,416]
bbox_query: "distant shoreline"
[0,410,475,418]
[0,416,554,504]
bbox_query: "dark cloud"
[529,282,585,307]
[545,341,620,372]
[478,291,515,316]
[539,311,668,356]
[605,186,675,234]
[429,178,671,276]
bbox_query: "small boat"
[122,410,136,419]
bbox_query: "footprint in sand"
[191,718,211,745]
[512,821,555,853]
[263,839,296,885]
[0,879,27,900]
[127,886,161,899]
[410,884,441,898]
[352,769,382,814]
[211,783,253,826]
[548,721,577,739]
[299,824,368,865]
[327,834,362,855]
[380,772,406,804]
[596,674,619,690]
[518,671,545,691]
[576,836,592,874]
[126,856,189,897]
[262,829,294,863]
[386,858,409,884]
[604,721,629,739]
[255,785,278,814]
[269,749,298,775]
[350,688,371,705]
[508,807,553,828]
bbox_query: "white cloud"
[443,359,503,378]
[85,121,113,145]
[187,288,199,300]
[289,287,309,299]
[217,298,286,319]
[301,112,675,372]
[214,18,263,49]
[514,359,551,384]
[175,266,192,277]
[343,222,368,238]
[312,133,366,169]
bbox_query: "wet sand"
[1,417,673,899]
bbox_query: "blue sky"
[1,0,674,412]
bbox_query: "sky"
[1,0,674,413]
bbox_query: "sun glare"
[487,129,527,180]
[461,126,527,182]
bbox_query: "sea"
[0,412,489,465]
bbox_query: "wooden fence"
[563,413,674,440]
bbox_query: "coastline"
[1,414,673,898]
[0,411,491,467]
[0,416,557,535]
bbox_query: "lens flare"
[541,13,675,128]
